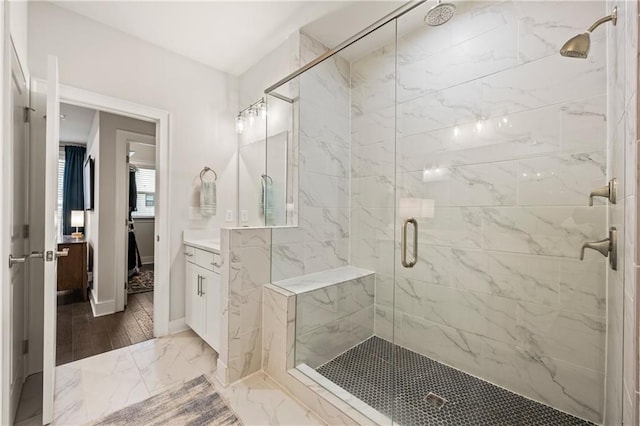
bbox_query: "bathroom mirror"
[238,130,289,226]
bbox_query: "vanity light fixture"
[235,114,245,134]
[235,97,267,134]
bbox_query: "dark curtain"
[129,169,137,213]
[62,146,86,235]
[128,169,141,276]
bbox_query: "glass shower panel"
[237,103,267,226]
[391,1,610,424]
[265,94,295,226]
[270,20,397,426]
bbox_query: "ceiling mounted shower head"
[424,0,456,26]
[560,6,616,58]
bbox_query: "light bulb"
[236,115,244,134]
[248,108,255,125]
[260,102,267,119]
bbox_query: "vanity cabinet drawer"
[194,248,221,273]
[184,246,195,263]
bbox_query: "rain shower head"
[424,0,456,26]
[560,7,617,58]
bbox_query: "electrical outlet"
[225,210,233,222]
[241,210,248,222]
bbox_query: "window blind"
[57,152,65,238]
[132,167,155,218]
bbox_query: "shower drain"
[424,392,448,410]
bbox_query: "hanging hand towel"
[200,180,217,217]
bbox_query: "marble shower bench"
[272,266,376,368]
[262,266,383,425]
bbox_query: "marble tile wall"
[262,284,383,426]
[218,228,272,385]
[294,273,375,368]
[350,1,610,423]
[604,0,640,424]
[270,32,351,282]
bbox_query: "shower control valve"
[588,178,617,206]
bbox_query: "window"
[57,151,65,238]
[132,167,155,218]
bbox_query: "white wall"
[93,112,155,309]
[8,0,27,81]
[134,218,155,264]
[28,2,239,321]
[238,33,298,107]
[85,110,99,302]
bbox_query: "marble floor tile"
[129,334,201,394]
[46,332,321,426]
[219,372,324,425]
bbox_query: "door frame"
[31,79,171,338]
[115,130,156,312]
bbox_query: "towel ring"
[200,167,217,182]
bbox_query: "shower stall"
[264,0,633,424]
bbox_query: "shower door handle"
[401,218,418,268]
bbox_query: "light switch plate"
[225,210,233,222]
[241,210,248,222]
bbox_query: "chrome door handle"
[8,254,28,268]
[588,178,617,206]
[580,226,617,270]
[197,275,202,296]
[30,251,44,259]
[401,218,418,268]
[56,248,69,258]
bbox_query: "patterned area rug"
[90,375,243,426]
[128,265,154,294]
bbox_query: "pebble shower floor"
[316,336,594,426]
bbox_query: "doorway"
[53,104,157,366]
[9,76,170,425]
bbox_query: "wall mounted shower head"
[560,7,616,58]
[424,0,456,26]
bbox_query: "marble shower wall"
[217,228,271,385]
[350,1,609,423]
[603,0,639,424]
[270,33,351,282]
[293,271,375,368]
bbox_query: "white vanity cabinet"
[184,244,221,351]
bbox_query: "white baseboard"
[89,291,116,317]
[141,256,154,265]
[168,318,189,334]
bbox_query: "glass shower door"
[391,1,611,424]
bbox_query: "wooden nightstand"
[57,236,88,301]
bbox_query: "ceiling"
[60,103,96,144]
[302,1,402,60]
[51,1,376,76]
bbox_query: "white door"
[42,55,61,426]
[5,43,29,426]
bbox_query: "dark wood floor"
[56,291,154,366]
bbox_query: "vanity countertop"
[183,238,221,253]
[183,229,221,253]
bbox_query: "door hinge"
[22,339,29,355]
[23,224,29,239]
[23,107,35,123]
